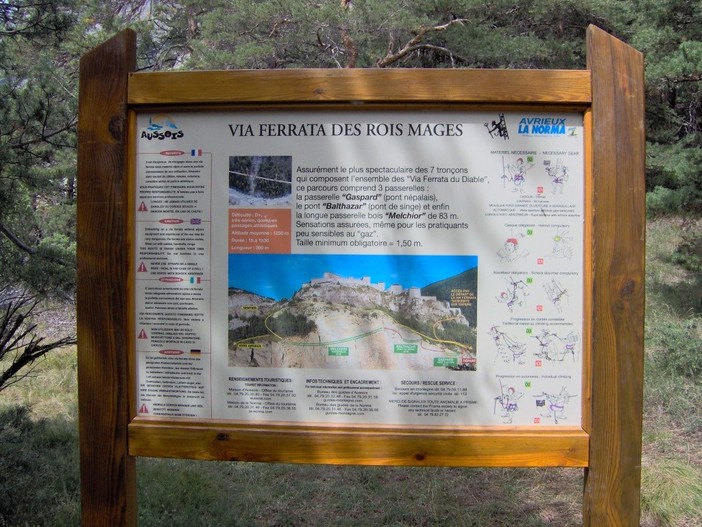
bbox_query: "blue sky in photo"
[229,253,478,301]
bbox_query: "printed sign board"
[134,110,584,427]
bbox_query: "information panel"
[134,110,584,427]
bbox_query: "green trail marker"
[328,346,349,356]
[434,357,458,368]
[394,344,418,354]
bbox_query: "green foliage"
[229,309,314,343]
[649,319,702,379]
[2,5,702,525]
[439,319,476,344]
[141,0,636,71]
[646,186,683,216]
[674,220,702,272]
[633,0,702,228]
[646,141,702,215]
[229,313,268,343]
[268,310,317,337]
[0,0,80,297]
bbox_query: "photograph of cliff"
[228,254,478,371]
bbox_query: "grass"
[641,457,702,527]
[1,217,701,526]
[640,217,702,527]
[134,461,583,526]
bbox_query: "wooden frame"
[77,25,644,526]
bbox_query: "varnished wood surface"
[581,108,594,435]
[129,420,589,467]
[128,68,591,106]
[77,29,137,527]
[583,25,646,527]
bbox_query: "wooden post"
[583,26,646,526]
[77,29,137,526]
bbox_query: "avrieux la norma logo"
[517,116,577,137]
[141,114,185,140]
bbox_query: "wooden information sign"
[77,25,644,526]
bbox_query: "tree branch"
[376,18,468,68]
[7,119,77,150]
[0,222,36,255]
[0,332,76,391]
[0,290,77,391]
[341,26,358,68]
[0,222,72,267]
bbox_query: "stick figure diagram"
[489,325,527,364]
[543,158,569,194]
[502,156,534,193]
[485,113,509,140]
[543,278,569,313]
[535,387,576,424]
[495,276,529,312]
[497,236,530,263]
[546,228,573,260]
[494,380,523,424]
[532,329,579,363]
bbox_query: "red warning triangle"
[138,329,148,339]
[138,201,148,212]
[137,262,148,273]
[138,403,149,414]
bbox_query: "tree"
[626,0,702,268]
[130,1,643,72]
[0,0,79,296]
[0,0,121,389]
[0,287,76,391]
[633,0,702,213]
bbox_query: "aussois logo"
[141,114,185,140]
[517,116,567,136]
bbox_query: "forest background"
[1,1,701,525]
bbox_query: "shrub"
[649,320,702,380]
[673,223,702,273]
[646,186,683,216]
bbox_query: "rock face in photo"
[228,269,477,370]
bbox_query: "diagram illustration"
[497,235,530,263]
[488,326,527,364]
[543,278,569,313]
[535,387,577,424]
[546,228,574,260]
[485,113,509,140]
[501,155,534,193]
[495,276,530,313]
[532,329,579,363]
[494,380,523,424]
[543,158,570,194]
[489,325,580,366]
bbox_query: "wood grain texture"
[129,420,589,467]
[583,26,646,527]
[128,69,591,106]
[581,108,594,435]
[77,29,137,527]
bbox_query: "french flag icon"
[191,148,203,156]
